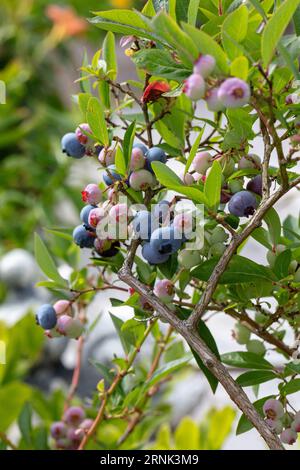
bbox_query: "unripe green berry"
[178,249,202,269]
[210,226,229,244]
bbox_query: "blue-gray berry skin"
[153,200,170,224]
[150,226,182,255]
[228,190,257,217]
[73,225,95,248]
[145,147,167,173]
[80,204,96,228]
[103,165,122,186]
[133,142,148,155]
[132,210,155,241]
[36,304,57,330]
[142,243,169,265]
[246,175,262,196]
[61,133,85,159]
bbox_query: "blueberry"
[94,239,120,258]
[228,190,257,217]
[81,184,102,204]
[103,165,122,186]
[73,225,95,248]
[154,279,174,303]
[53,300,71,316]
[132,210,154,240]
[280,428,297,445]
[246,175,262,196]
[63,406,85,427]
[150,226,182,255]
[129,169,155,191]
[193,54,216,78]
[263,399,284,421]
[80,204,97,228]
[152,200,170,224]
[145,147,167,173]
[50,422,67,439]
[141,243,169,265]
[218,78,250,109]
[61,132,85,159]
[36,304,57,330]
[183,73,206,101]
[56,315,84,339]
[133,142,148,155]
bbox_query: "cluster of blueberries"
[35,300,84,338]
[50,406,92,450]
[263,399,300,446]
[183,54,250,111]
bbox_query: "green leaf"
[261,0,300,67]
[222,5,249,59]
[78,92,92,116]
[221,351,273,370]
[123,121,136,170]
[115,145,127,176]
[87,97,109,146]
[264,207,281,246]
[182,23,229,73]
[121,318,145,348]
[185,128,205,174]
[230,56,249,80]
[248,0,268,20]
[204,407,236,450]
[251,227,272,250]
[274,249,292,279]
[190,319,220,393]
[281,378,300,395]
[294,5,300,36]
[103,31,117,80]
[204,161,222,210]
[236,370,277,387]
[0,382,32,432]
[91,10,158,42]
[34,233,67,286]
[18,402,32,446]
[236,395,275,435]
[152,161,208,204]
[188,0,200,26]
[192,255,275,284]
[132,49,191,80]
[174,417,200,450]
[147,354,192,387]
[142,0,156,17]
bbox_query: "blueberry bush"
[16,0,300,450]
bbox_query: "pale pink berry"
[183,173,195,185]
[81,183,102,204]
[193,54,216,78]
[94,238,113,254]
[108,203,128,224]
[53,300,71,316]
[238,154,261,169]
[98,147,116,166]
[107,187,118,203]
[291,134,300,146]
[64,406,85,427]
[154,279,174,303]
[173,212,193,238]
[280,428,297,445]
[218,77,250,108]
[183,73,205,101]
[79,418,93,432]
[192,151,212,174]
[50,421,68,439]
[75,123,91,144]
[56,315,84,339]
[88,207,105,229]
[291,412,300,432]
[205,87,225,112]
[130,147,146,170]
[129,169,156,191]
[263,399,284,421]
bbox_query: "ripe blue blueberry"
[150,226,182,255]
[132,210,155,240]
[36,304,57,330]
[73,225,95,248]
[228,190,257,217]
[80,204,97,228]
[142,243,169,265]
[246,175,262,196]
[103,165,122,186]
[153,200,170,224]
[145,147,167,173]
[61,132,85,159]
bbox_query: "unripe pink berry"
[55,437,72,450]
[183,73,206,101]
[67,428,82,448]
[218,77,250,108]
[173,212,193,237]
[75,123,91,144]
[50,421,68,439]
[280,428,297,445]
[56,315,84,339]
[193,54,216,78]
[98,147,116,166]
[154,279,175,303]
[129,169,156,191]
[81,184,102,204]
[64,406,85,427]
[263,399,284,420]
[238,154,261,169]
[290,134,300,146]
[192,152,213,174]
[88,207,105,229]
[94,238,113,254]
[78,418,93,432]
[183,173,195,185]
[130,147,146,170]
[205,87,225,112]
[291,412,300,432]
[109,203,128,224]
[265,418,283,435]
[53,300,71,316]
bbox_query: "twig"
[0,431,17,450]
